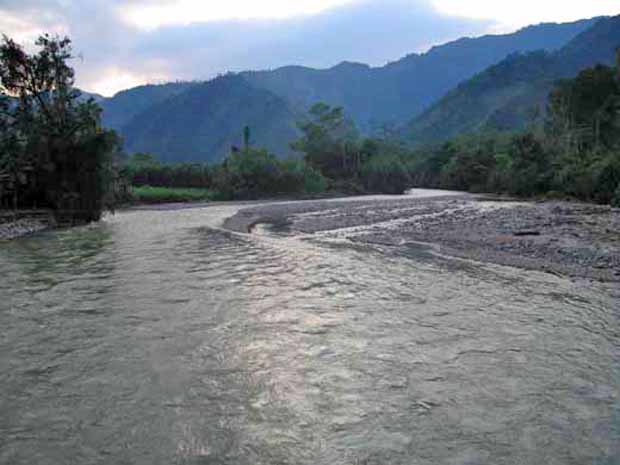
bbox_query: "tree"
[361,155,411,194]
[547,65,620,152]
[292,102,359,179]
[243,125,251,152]
[0,34,120,221]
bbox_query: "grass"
[132,186,218,203]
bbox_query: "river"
[1,194,619,464]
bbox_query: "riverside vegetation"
[128,61,620,206]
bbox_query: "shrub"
[507,133,552,196]
[225,148,282,197]
[361,155,411,194]
[302,166,328,194]
[611,184,620,208]
[440,150,496,192]
[215,150,328,198]
[590,153,620,204]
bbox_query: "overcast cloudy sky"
[1,0,618,96]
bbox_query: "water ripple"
[0,205,618,464]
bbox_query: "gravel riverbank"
[224,194,620,282]
[0,210,55,241]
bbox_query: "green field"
[132,186,217,203]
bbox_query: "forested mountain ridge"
[100,82,197,131]
[405,15,620,145]
[120,75,300,163]
[243,17,598,132]
[97,17,599,162]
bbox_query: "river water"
[1,195,619,464]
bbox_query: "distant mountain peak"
[331,61,371,70]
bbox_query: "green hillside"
[243,18,598,131]
[101,82,196,131]
[405,16,620,145]
[121,74,300,163]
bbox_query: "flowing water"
[1,197,619,465]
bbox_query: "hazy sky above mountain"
[1,0,618,96]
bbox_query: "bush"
[611,185,620,208]
[486,152,512,193]
[225,148,282,196]
[507,133,552,196]
[440,150,496,192]
[212,150,328,199]
[590,153,620,204]
[551,151,620,203]
[361,155,411,194]
[275,158,327,194]
[125,153,213,189]
[302,167,328,194]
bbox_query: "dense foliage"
[0,34,122,222]
[125,153,213,188]
[407,64,620,204]
[125,147,327,201]
[284,61,620,203]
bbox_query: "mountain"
[121,74,300,163]
[100,82,196,131]
[98,17,599,162]
[405,16,620,145]
[243,18,598,132]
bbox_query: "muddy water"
[1,197,619,464]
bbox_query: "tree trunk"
[595,114,601,149]
[12,180,17,221]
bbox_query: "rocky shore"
[224,195,620,282]
[0,210,55,241]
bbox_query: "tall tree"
[292,102,359,179]
[547,65,620,152]
[243,125,251,152]
[0,34,120,221]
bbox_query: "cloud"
[432,0,619,30]
[1,0,495,95]
[121,0,359,29]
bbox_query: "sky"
[0,0,618,96]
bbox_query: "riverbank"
[0,210,56,241]
[4,194,619,283]
[223,193,620,282]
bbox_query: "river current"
[1,196,619,464]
